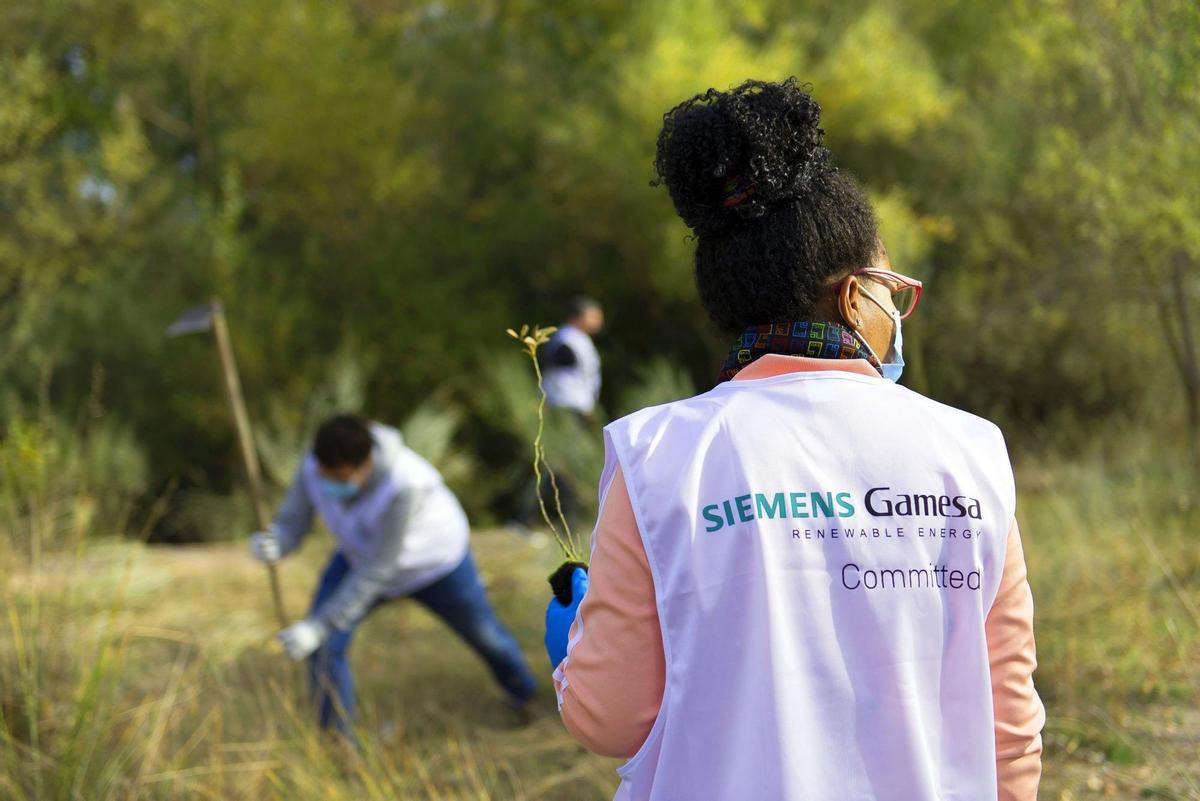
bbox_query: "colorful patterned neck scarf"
[717,321,883,383]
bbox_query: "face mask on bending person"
[316,456,374,501]
[318,477,362,500]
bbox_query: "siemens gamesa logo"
[700,487,983,533]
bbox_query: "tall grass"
[1017,435,1199,795]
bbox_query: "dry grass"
[1,532,618,800]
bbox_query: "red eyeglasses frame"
[836,268,924,320]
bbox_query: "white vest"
[600,370,1016,801]
[303,424,469,596]
[542,325,602,414]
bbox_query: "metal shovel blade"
[166,304,216,337]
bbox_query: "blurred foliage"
[1,0,1197,536]
[618,357,697,418]
[0,411,149,550]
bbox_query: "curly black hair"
[653,78,878,332]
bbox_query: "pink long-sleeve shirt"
[555,354,1045,801]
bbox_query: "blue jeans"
[308,550,538,733]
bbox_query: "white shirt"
[542,324,602,414]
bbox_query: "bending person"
[252,414,537,734]
[545,79,1044,801]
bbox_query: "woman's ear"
[838,276,864,330]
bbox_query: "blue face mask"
[318,477,360,500]
[880,308,905,383]
[855,290,905,383]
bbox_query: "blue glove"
[544,567,589,668]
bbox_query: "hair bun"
[653,78,832,235]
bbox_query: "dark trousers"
[307,550,537,733]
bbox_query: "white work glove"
[277,618,328,661]
[249,529,282,564]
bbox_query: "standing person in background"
[250,414,537,736]
[540,297,604,424]
[545,79,1043,801]
[512,297,605,534]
